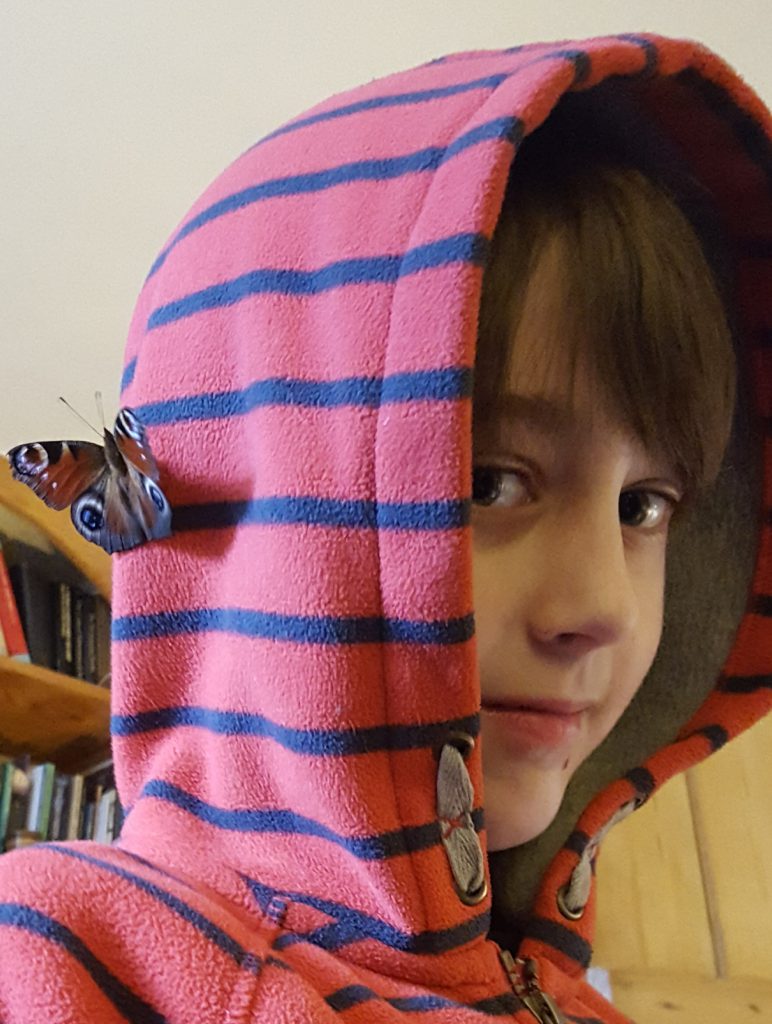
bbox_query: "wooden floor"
[594,712,772,1020]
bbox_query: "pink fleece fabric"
[1,33,771,1022]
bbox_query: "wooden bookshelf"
[0,461,110,602]
[0,460,111,773]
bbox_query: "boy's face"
[472,245,682,851]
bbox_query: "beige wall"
[1,1,769,450]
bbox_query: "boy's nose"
[525,504,638,660]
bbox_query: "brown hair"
[474,93,736,501]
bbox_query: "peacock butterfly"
[6,408,172,555]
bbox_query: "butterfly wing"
[71,459,172,554]
[7,441,106,511]
[112,408,161,481]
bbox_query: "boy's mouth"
[481,696,593,716]
[480,698,592,754]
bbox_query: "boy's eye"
[619,489,675,531]
[472,466,530,507]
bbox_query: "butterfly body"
[7,409,172,555]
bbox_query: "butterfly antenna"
[58,396,102,439]
[95,390,106,432]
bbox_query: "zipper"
[497,946,565,1024]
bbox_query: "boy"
[0,32,769,1023]
[474,92,734,872]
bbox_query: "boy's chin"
[483,768,567,851]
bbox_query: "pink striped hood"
[106,32,771,1010]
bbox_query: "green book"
[0,762,14,849]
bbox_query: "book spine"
[82,594,98,683]
[3,763,32,849]
[94,789,115,843]
[65,774,85,840]
[54,581,74,675]
[47,772,69,840]
[0,545,30,660]
[0,763,14,849]
[25,763,56,839]
[72,589,84,680]
[37,763,56,840]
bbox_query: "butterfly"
[6,408,172,555]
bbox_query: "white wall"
[1,1,769,451]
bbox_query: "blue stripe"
[148,116,520,277]
[544,48,592,86]
[171,496,469,533]
[244,869,488,955]
[44,845,260,968]
[139,779,445,859]
[326,982,519,1015]
[121,357,136,392]
[112,607,475,645]
[277,875,488,953]
[618,34,660,76]
[111,705,479,753]
[427,45,527,65]
[0,901,169,1023]
[146,232,488,330]
[470,992,524,1016]
[327,986,377,1011]
[261,73,510,144]
[326,984,469,1014]
[130,367,472,422]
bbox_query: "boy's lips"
[480,697,594,755]
[481,697,594,716]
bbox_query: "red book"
[0,543,30,661]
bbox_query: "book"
[72,588,84,679]
[2,758,32,850]
[112,798,124,840]
[47,772,70,840]
[68,589,99,683]
[0,544,30,661]
[0,762,14,848]
[25,762,56,839]
[9,561,56,669]
[81,759,115,841]
[54,581,74,675]
[64,774,85,841]
[94,788,117,843]
[78,591,98,683]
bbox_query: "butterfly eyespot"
[144,479,166,512]
[77,497,104,531]
[13,443,49,474]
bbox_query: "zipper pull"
[497,947,565,1024]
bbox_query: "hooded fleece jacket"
[1,31,771,1024]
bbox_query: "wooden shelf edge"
[0,656,111,703]
[0,460,111,601]
[0,657,111,773]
